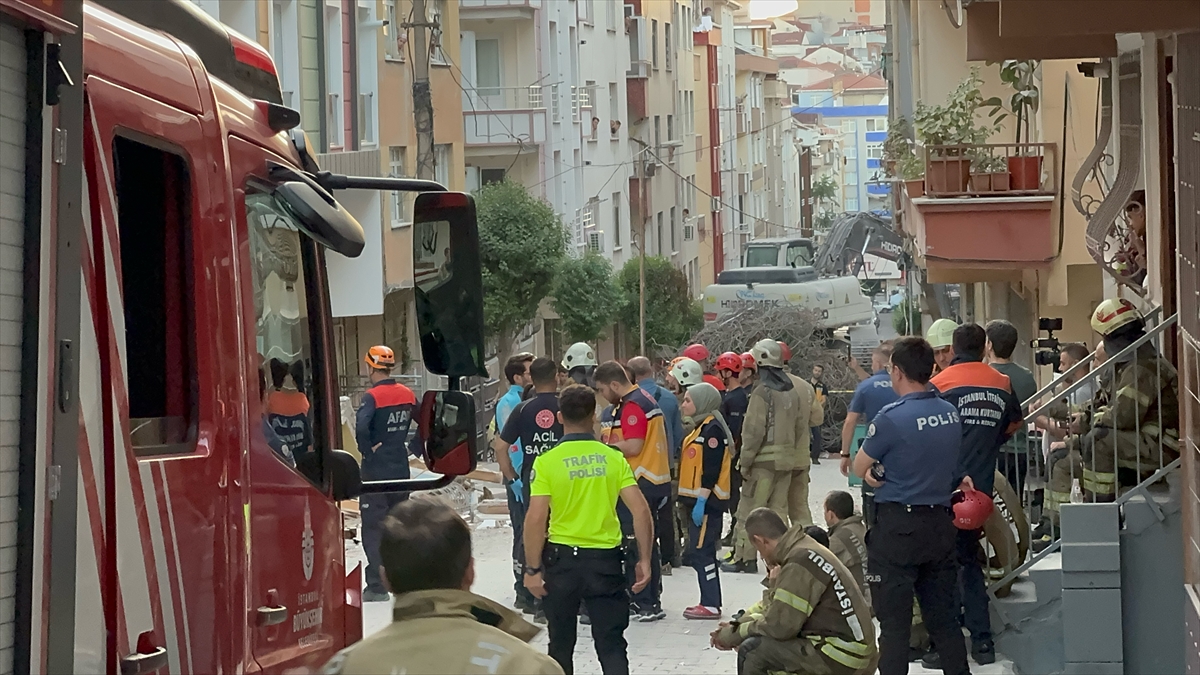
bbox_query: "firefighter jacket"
[356,379,419,481]
[678,415,733,507]
[740,368,810,472]
[321,589,563,675]
[1070,342,1180,458]
[827,515,869,599]
[601,386,672,494]
[737,527,876,671]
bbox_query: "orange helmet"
[365,345,396,370]
[952,488,995,530]
[777,341,793,362]
[716,351,743,374]
[683,343,710,363]
[740,352,757,371]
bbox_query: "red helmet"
[777,341,793,362]
[951,488,995,530]
[683,343,710,363]
[740,352,757,371]
[702,373,726,391]
[716,351,743,374]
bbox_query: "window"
[651,19,659,69]
[612,192,622,247]
[654,115,661,148]
[846,197,859,211]
[866,143,883,159]
[667,114,675,142]
[844,145,857,159]
[114,138,197,457]
[656,211,664,254]
[670,206,677,252]
[357,3,378,146]
[842,119,857,133]
[866,118,887,132]
[609,82,619,125]
[324,1,343,148]
[389,146,411,227]
[383,0,402,60]
[476,39,501,97]
[481,168,506,185]
[665,22,672,70]
[845,171,858,185]
[606,0,618,31]
[428,0,447,65]
[271,0,300,107]
[435,144,452,189]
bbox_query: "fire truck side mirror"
[272,178,366,258]
[328,449,363,500]
[417,390,478,477]
[412,192,488,378]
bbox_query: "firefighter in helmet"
[357,345,421,602]
[1046,299,1179,523]
[722,339,813,574]
[562,342,610,439]
[926,319,958,374]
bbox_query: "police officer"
[851,336,971,675]
[839,341,899,526]
[356,346,420,602]
[523,384,655,675]
[710,508,876,675]
[723,339,811,574]
[494,357,563,623]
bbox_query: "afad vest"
[679,416,733,501]
[601,388,671,486]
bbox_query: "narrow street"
[356,459,1016,675]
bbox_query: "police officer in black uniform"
[357,345,421,602]
[851,337,972,675]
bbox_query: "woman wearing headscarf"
[677,383,735,621]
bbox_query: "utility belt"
[874,501,951,515]
[805,634,874,672]
[544,543,625,565]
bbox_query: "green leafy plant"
[991,59,1040,149]
[616,256,702,351]
[969,151,1008,174]
[913,68,1002,155]
[551,252,622,343]
[882,116,917,176]
[812,174,838,209]
[892,299,922,336]
[476,180,569,361]
[896,154,925,180]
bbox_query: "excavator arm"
[812,212,904,277]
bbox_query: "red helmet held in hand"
[951,488,994,530]
[716,351,743,374]
[683,343,710,363]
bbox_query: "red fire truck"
[0,1,486,672]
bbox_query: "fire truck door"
[81,76,238,675]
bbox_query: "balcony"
[461,86,547,147]
[459,0,540,20]
[901,143,1058,283]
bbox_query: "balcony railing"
[462,85,546,111]
[921,142,1057,198]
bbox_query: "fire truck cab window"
[245,190,321,482]
[114,138,198,456]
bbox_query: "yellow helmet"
[1091,298,1143,336]
[926,318,958,350]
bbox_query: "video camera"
[1033,317,1063,368]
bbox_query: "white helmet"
[926,318,958,350]
[669,357,704,388]
[750,338,784,368]
[562,342,597,370]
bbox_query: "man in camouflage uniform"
[711,508,876,675]
[1048,299,1179,516]
[722,340,811,574]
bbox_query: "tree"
[615,256,702,354]
[812,174,838,206]
[476,181,568,361]
[551,253,622,343]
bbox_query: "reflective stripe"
[826,636,872,656]
[819,642,871,670]
[1081,468,1115,485]
[1046,490,1071,505]
[678,486,703,498]
[773,588,813,616]
[738,621,752,638]
[1116,386,1151,406]
[712,485,730,500]
[633,466,673,484]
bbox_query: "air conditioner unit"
[644,162,658,177]
[736,223,752,234]
[683,224,695,241]
[588,230,606,253]
[711,196,721,212]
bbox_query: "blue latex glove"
[510,478,525,503]
[692,496,707,527]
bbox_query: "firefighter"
[777,344,824,528]
[677,383,735,620]
[562,342,609,437]
[717,352,749,547]
[356,345,421,603]
[926,318,958,374]
[823,491,868,602]
[321,499,563,675]
[1047,299,1180,521]
[722,340,810,574]
[595,361,672,622]
[266,358,312,461]
[709,508,876,675]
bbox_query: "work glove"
[692,496,707,527]
[510,479,525,503]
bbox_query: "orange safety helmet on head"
[365,345,396,370]
[951,487,995,530]
[740,352,757,372]
[777,341,793,362]
[683,343,710,363]
[716,351,743,374]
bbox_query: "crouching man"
[322,499,563,675]
[710,508,877,675]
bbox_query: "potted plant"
[898,154,925,197]
[969,153,1010,193]
[882,117,915,178]
[995,59,1041,190]
[914,69,999,194]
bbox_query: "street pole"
[629,139,650,355]
[409,0,436,182]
